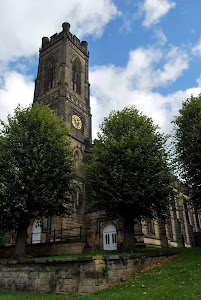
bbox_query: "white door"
[103,223,117,250]
[32,219,42,244]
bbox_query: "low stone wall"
[0,252,176,295]
[0,240,85,259]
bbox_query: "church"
[25,23,201,253]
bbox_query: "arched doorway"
[32,219,42,244]
[103,223,117,250]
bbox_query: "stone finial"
[62,22,70,32]
[42,37,49,47]
[81,41,88,54]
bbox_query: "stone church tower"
[32,23,92,243]
[33,22,92,156]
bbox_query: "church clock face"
[72,114,82,130]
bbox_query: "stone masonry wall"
[0,252,176,295]
[0,240,85,259]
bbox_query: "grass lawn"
[0,247,201,300]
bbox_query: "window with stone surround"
[72,58,81,95]
[45,57,55,91]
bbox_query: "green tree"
[84,106,173,252]
[172,94,201,209]
[0,104,75,257]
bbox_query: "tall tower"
[33,23,92,237]
[33,22,91,157]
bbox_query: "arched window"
[167,222,173,239]
[147,220,155,235]
[72,58,81,94]
[73,149,82,170]
[45,57,55,91]
[73,149,82,173]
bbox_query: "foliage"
[0,230,6,246]
[0,103,75,233]
[84,106,173,221]
[172,94,201,209]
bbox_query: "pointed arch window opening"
[45,58,56,91]
[72,59,81,95]
[73,149,83,170]
[147,220,155,235]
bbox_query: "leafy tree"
[0,104,75,257]
[84,106,173,252]
[172,94,201,209]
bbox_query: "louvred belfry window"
[45,57,55,91]
[72,58,81,95]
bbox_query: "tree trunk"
[13,220,30,258]
[122,216,136,252]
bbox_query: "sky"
[1,0,201,140]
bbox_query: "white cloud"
[193,37,201,56]
[0,0,120,62]
[142,0,176,27]
[124,46,188,91]
[155,29,167,45]
[196,75,201,87]
[0,71,34,124]
[153,47,189,87]
[89,46,195,139]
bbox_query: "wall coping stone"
[0,251,178,265]
[0,239,85,251]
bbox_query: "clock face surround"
[72,114,82,130]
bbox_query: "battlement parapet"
[40,22,88,55]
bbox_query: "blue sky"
[1,0,201,139]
